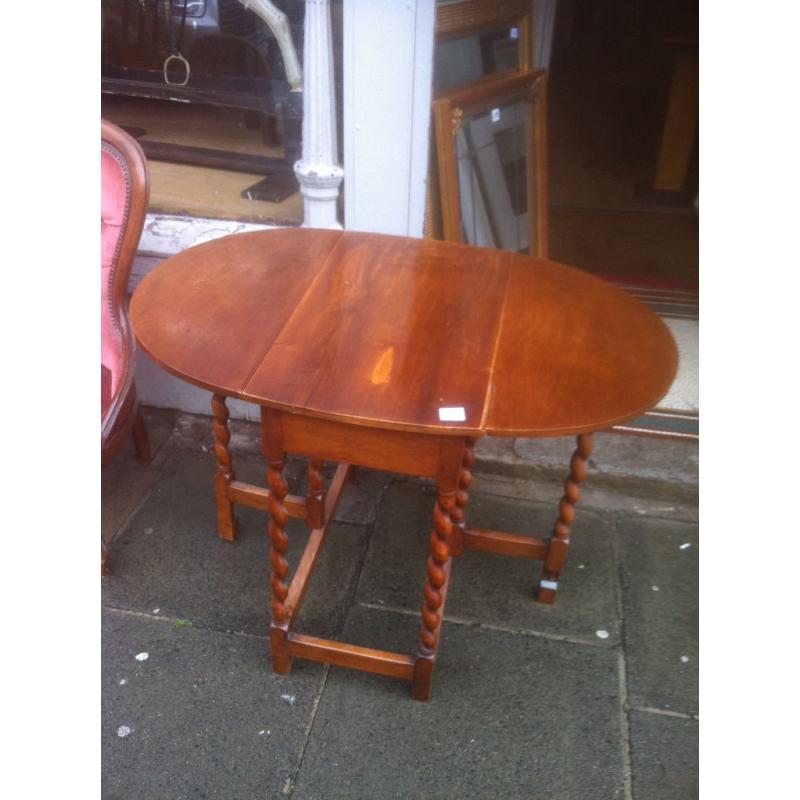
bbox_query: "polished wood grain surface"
[245,233,509,433]
[131,228,677,437]
[131,228,341,396]
[488,254,678,436]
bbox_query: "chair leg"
[131,411,151,465]
[536,433,593,604]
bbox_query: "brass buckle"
[163,53,190,87]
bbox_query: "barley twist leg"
[267,452,292,672]
[449,436,476,557]
[307,458,325,529]
[412,487,455,700]
[211,394,239,541]
[537,433,593,604]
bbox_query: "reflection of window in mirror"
[434,26,521,93]
[457,100,532,252]
[433,0,532,91]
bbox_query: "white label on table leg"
[540,580,558,590]
[438,406,466,422]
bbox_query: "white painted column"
[343,0,435,237]
[294,0,344,229]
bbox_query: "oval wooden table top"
[131,228,678,438]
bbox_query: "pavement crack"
[103,447,178,551]
[616,649,635,800]
[282,664,330,798]
[356,602,620,648]
[100,605,270,640]
[280,484,387,798]
[611,523,634,800]
[341,480,395,617]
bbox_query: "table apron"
[262,409,468,479]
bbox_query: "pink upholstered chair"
[102,120,151,570]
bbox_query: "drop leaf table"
[131,229,677,701]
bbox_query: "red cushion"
[101,147,127,419]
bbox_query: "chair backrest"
[101,120,149,442]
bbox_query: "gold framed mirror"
[435,0,533,91]
[432,68,549,257]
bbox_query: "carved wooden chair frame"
[101,119,151,467]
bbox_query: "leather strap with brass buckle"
[163,53,190,86]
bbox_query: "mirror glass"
[455,97,538,254]
[434,25,521,93]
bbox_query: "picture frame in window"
[435,0,534,77]
[432,68,549,257]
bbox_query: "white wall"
[342,0,435,236]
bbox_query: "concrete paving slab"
[102,409,177,545]
[617,514,698,714]
[295,463,395,526]
[628,710,698,800]
[477,433,698,506]
[102,608,321,800]
[102,451,371,640]
[292,605,626,799]
[469,470,699,524]
[102,407,698,796]
[513,433,698,487]
[355,482,620,645]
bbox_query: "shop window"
[101,0,343,225]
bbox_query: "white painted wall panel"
[343,0,435,236]
[659,318,699,414]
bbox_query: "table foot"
[536,433,592,604]
[211,394,239,541]
[411,654,435,701]
[270,621,293,674]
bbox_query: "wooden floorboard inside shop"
[102,96,302,225]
